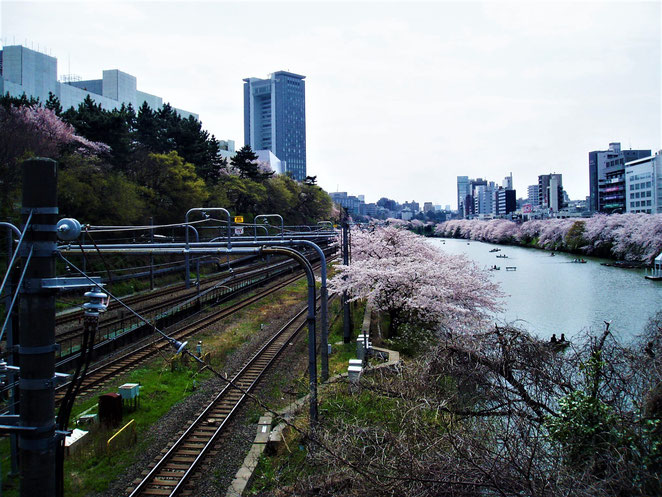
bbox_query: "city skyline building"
[625,151,662,214]
[243,71,307,181]
[457,175,516,218]
[474,182,496,216]
[457,176,470,213]
[588,142,651,213]
[496,188,516,215]
[527,184,540,206]
[0,44,196,118]
[538,173,565,212]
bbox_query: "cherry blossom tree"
[329,226,503,336]
[0,104,109,217]
[385,217,406,227]
[435,215,662,264]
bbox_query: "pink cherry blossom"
[329,226,503,335]
[435,214,662,263]
[0,104,109,162]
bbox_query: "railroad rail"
[126,302,312,497]
[54,254,262,329]
[55,256,296,358]
[53,261,323,406]
[53,247,333,369]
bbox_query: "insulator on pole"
[82,287,108,316]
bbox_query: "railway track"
[54,262,322,406]
[126,302,312,497]
[54,248,333,366]
[54,255,263,329]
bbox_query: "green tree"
[0,91,40,109]
[296,182,333,224]
[134,102,224,183]
[58,154,146,225]
[210,175,266,218]
[45,92,63,115]
[135,151,208,223]
[230,145,273,182]
[263,175,297,216]
[62,96,135,169]
[564,220,587,252]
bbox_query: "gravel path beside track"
[91,296,311,497]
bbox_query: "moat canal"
[432,238,662,341]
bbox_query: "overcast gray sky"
[2,1,660,207]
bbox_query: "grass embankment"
[0,275,311,497]
[249,299,391,495]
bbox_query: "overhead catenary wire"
[0,210,33,301]
[58,254,188,352]
[59,235,480,491]
[85,218,216,233]
[0,245,33,343]
[162,329,496,493]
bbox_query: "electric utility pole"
[18,158,58,497]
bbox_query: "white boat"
[645,252,662,280]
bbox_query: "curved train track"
[126,302,312,497]
[54,261,324,406]
[55,255,265,329]
[55,255,297,343]
[53,248,333,366]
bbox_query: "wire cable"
[83,227,113,284]
[0,210,33,301]
[57,253,186,350]
[0,245,33,343]
[86,218,213,233]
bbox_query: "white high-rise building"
[0,44,196,117]
[625,151,662,214]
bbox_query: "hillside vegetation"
[0,93,332,225]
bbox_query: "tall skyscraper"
[457,176,470,214]
[243,71,306,181]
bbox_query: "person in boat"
[559,333,566,343]
[550,334,558,344]
[551,252,555,256]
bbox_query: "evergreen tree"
[231,145,273,182]
[45,92,62,115]
[0,91,40,109]
[135,102,160,152]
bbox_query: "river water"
[431,238,662,341]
